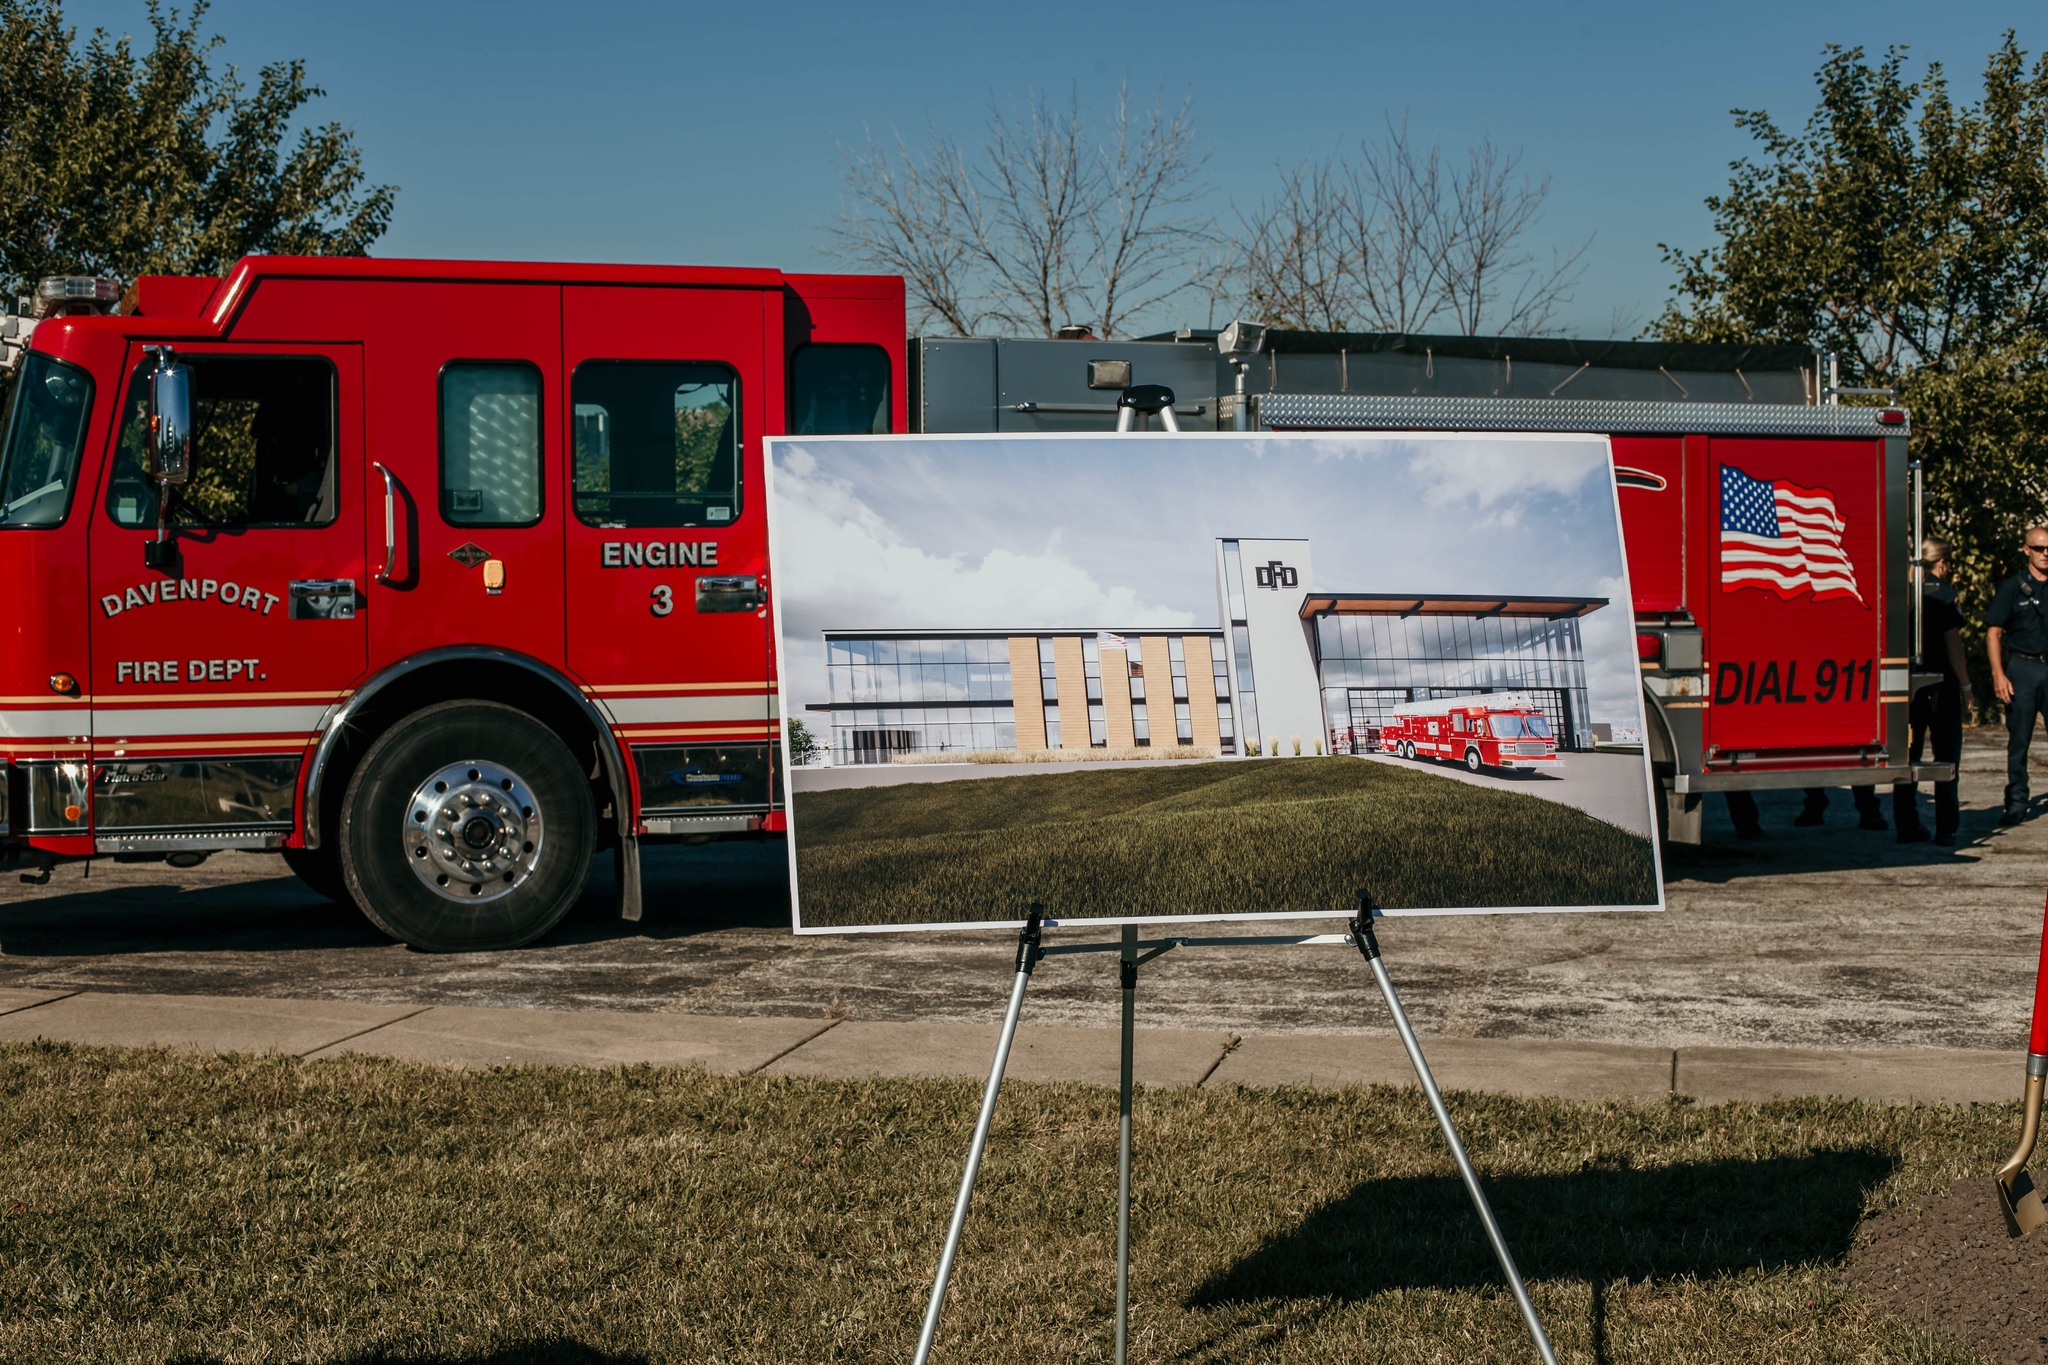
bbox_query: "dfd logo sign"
[1254,560,1299,590]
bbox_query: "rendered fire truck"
[1378,692,1561,774]
[0,259,905,950]
[911,326,1949,842]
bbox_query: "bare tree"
[1439,136,1588,335]
[828,83,1211,337]
[1348,119,1456,332]
[1233,119,1588,336]
[830,127,976,334]
[1233,160,1355,330]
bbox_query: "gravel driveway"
[1,731,2041,1052]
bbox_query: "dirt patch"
[1843,1176,2048,1362]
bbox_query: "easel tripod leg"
[911,913,1044,1365]
[1115,923,1137,1365]
[1350,906,1560,1365]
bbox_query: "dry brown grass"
[0,1041,1994,1363]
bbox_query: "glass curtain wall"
[825,635,1018,762]
[1312,613,1595,750]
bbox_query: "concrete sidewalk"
[0,986,2024,1106]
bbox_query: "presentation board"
[766,432,1663,933]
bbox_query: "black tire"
[1465,747,1484,773]
[339,701,595,952]
[281,845,350,904]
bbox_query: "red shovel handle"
[2032,889,2048,1058]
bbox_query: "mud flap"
[1664,787,1703,845]
[616,833,643,922]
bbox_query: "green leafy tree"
[785,718,821,767]
[0,0,396,300]
[1657,34,2048,625]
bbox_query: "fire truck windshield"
[1490,713,1553,740]
[0,353,92,527]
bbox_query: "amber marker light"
[48,672,78,696]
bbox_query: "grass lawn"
[0,1041,2001,1363]
[792,759,1657,928]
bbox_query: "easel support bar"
[911,910,1043,1365]
[1351,904,1560,1365]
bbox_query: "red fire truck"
[910,328,1948,842]
[1378,692,1562,774]
[0,258,904,950]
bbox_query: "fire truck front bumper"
[1672,762,1955,793]
[1497,756,1562,771]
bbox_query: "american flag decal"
[1719,464,1861,603]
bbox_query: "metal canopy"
[1300,592,1608,621]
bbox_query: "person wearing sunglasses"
[1922,536,1959,605]
[1986,527,2048,825]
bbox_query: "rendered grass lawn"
[792,759,1658,927]
[0,1042,2001,1363]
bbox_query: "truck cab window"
[791,345,890,435]
[572,361,738,528]
[441,362,542,526]
[108,356,337,528]
[0,353,92,528]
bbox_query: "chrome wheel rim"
[401,760,544,903]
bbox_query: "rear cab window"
[790,344,891,435]
[571,361,738,528]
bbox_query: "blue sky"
[59,0,2042,339]
[766,432,1641,724]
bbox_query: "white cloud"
[1579,572,1644,723]
[1402,439,1605,515]
[771,451,1196,711]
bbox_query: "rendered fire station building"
[812,535,1603,766]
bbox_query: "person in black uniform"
[1895,538,1973,844]
[1924,535,1959,605]
[1792,783,1887,830]
[1987,526,2048,824]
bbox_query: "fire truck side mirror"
[147,352,193,488]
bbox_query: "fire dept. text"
[115,658,264,684]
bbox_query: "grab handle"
[373,461,397,583]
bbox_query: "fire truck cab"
[0,258,904,950]
[1379,692,1562,774]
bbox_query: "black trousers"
[1799,785,1882,815]
[1894,681,1962,835]
[2005,655,2048,811]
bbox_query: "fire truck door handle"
[695,575,762,613]
[373,461,397,583]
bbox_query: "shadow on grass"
[172,1344,646,1365]
[1188,1147,1894,1305]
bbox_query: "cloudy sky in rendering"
[767,433,1641,727]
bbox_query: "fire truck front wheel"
[1464,747,1484,773]
[339,701,595,952]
